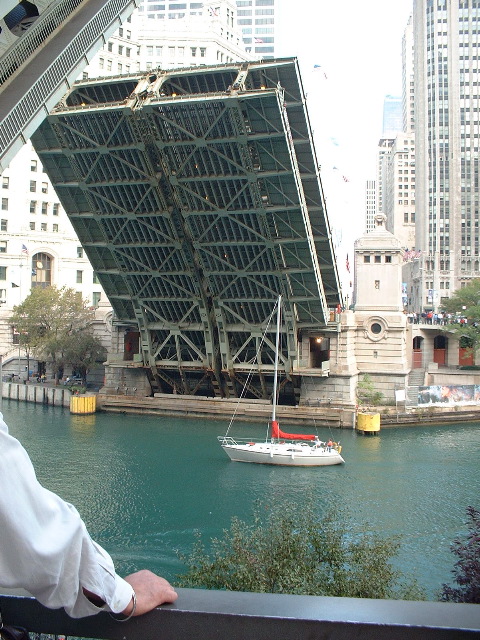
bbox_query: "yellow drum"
[70,395,97,415]
[357,412,380,435]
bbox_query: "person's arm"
[0,417,177,618]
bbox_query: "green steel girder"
[32,59,342,394]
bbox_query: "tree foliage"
[442,279,480,356]
[356,374,384,408]
[440,506,480,603]
[9,286,105,381]
[176,499,424,600]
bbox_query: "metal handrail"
[1,590,479,640]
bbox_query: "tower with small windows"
[355,214,405,312]
[352,213,409,396]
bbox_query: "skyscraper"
[412,0,480,312]
[382,95,403,138]
[137,0,276,58]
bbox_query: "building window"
[77,247,83,258]
[2,177,8,189]
[364,255,370,263]
[30,180,36,192]
[30,201,37,214]
[41,182,48,194]
[92,291,101,307]
[385,255,392,263]
[118,45,123,55]
[52,224,58,232]
[76,270,83,284]
[108,42,113,52]
[0,219,7,231]
[41,202,48,215]
[191,47,197,57]
[53,203,59,216]
[41,223,47,231]
[375,255,381,263]
[374,280,380,289]
[32,253,52,288]
[93,272,100,284]
[0,266,6,280]
[1,198,7,211]
[0,241,7,253]
[30,222,35,230]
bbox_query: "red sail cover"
[271,420,316,441]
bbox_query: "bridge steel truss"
[32,58,343,398]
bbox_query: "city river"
[3,400,480,599]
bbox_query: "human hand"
[123,570,178,616]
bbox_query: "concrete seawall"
[2,383,480,427]
[0,382,71,407]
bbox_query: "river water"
[3,400,480,600]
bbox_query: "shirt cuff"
[107,575,135,614]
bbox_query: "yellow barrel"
[70,394,97,415]
[357,412,380,434]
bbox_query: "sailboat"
[218,296,345,467]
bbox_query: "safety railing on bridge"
[0,0,140,170]
[1,589,478,640]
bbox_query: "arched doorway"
[412,335,423,368]
[31,252,52,288]
[459,336,474,366]
[433,334,448,366]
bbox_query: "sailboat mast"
[271,295,281,424]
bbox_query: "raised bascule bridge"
[31,58,343,402]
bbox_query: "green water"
[3,400,480,599]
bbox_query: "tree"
[356,374,384,408]
[176,499,424,600]
[62,330,106,384]
[443,279,480,360]
[10,286,103,382]
[440,506,480,604]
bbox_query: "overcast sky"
[275,0,414,294]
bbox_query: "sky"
[275,0,414,296]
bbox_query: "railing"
[1,590,479,640]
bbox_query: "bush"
[439,506,480,603]
[176,498,424,600]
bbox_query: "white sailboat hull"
[220,440,344,467]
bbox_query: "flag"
[21,244,28,255]
[11,282,19,288]
[313,64,327,79]
[254,37,264,43]
[346,254,350,273]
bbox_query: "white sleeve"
[0,416,134,618]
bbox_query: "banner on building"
[418,384,480,406]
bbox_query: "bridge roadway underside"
[32,58,342,399]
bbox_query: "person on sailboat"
[327,439,333,452]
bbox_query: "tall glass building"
[413,0,480,311]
